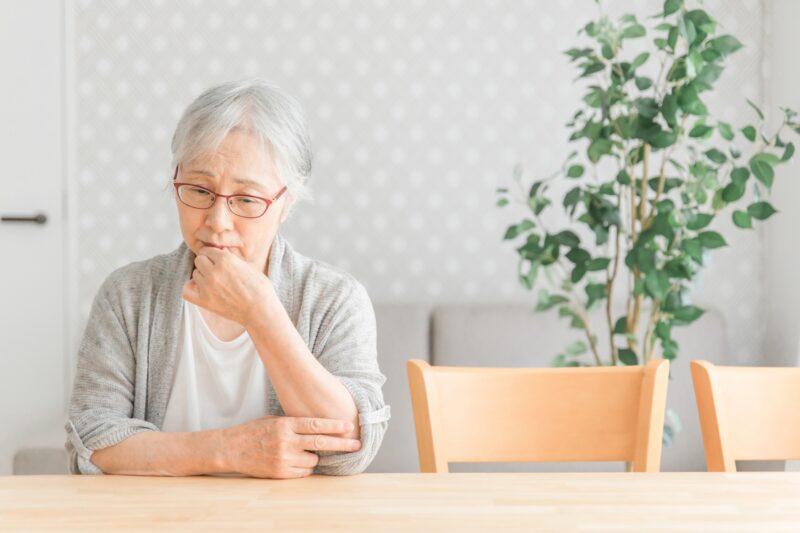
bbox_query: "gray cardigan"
[65,233,390,476]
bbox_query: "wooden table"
[2,473,800,532]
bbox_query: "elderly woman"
[65,79,390,478]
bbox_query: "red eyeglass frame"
[172,166,287,218]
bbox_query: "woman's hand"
[221,416,362,478]
[182,247,275,327]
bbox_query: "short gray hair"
[170,78,313,209]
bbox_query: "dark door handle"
[1,213,47,225]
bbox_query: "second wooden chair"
[691,360,800,472]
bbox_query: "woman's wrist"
[205,427,233,473]
[243,278,283,332]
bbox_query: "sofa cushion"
[367,303,431,473]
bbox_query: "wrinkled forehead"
[180,128,281,180]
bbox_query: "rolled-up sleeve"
[65,280,159,475]
[313,280,391,475]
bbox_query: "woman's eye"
[190,187,211,195]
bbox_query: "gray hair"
[170,78,313,211]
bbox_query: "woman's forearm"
[90,429,228,476]
[246,305,361,439]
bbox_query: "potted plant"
[496,0,799,442]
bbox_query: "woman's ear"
[279,193,295,224]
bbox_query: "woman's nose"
[204,197,235,231]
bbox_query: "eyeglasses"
[172,167,287,219]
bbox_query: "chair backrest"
[407,358,670,473]
[691,360,800,472]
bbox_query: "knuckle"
[310,418,322,432]
[313,435,326,450]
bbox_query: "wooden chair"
[691,360,800,472]
[406,359,670,473]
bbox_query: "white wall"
[764,0,800,368]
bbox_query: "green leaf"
[689,124,713,138]
[564,186,582,212]
[686,213,713,230]
[673,305,705,324]
[567,164,585,178]
[614,316,628,335]
[565,340,587,356]
[731,166,750,185]
[618,348,639,365]
[636,97,659,119]
[682,238,703,263]
[709,35,743,56]
[750,155,775,188]
[588,138,613,163]
[732,210,752,229]
[571,264,587,283]
[504,219,535,240]
[667,26,679,50]
[536,290,570,312]
[695,64,723,89]
[698,231,727,249]
[623,23,647,39]
[649,130,678,149]
[496,198,509,207]
[586,257,611,271]
[635,77,653,90]
[747,201,777,220]
[746,98,765,120]
[782,142,795,162]
[705,148,727,164]
[678,16,696,46]
[661,93,678,127]
[663,0,682,16]
[581,62,605,77]
[717,121,734,141]
[632,52,650,69]
[722,182,745,202]
[586,283,607,308]
[566,247,590,265]
[555,230,581,248]
[645,269,670,300]
[741,125,757,142]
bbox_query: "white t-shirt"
[161,300,269,433]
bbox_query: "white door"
[0,0,66,475]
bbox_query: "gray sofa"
[368,302,729,474]
[15,303,730,474]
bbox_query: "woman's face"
[175,129,291,273]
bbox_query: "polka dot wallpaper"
[73,0,767,359]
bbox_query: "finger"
[285,467,313,479]
[292,451,320,469]
[297,434,362,453]
[182,280,200,304]
[192,268,205,285]
[194,254,214,273]
[289,417,354,435]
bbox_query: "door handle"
[1,213,47,225]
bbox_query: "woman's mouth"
[201,241,226,250]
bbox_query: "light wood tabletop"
[2,473,800,532]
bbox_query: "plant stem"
[638,144,650,223]
[642,299,661,363]
[606,188,623,365]
[575,305,603,366]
